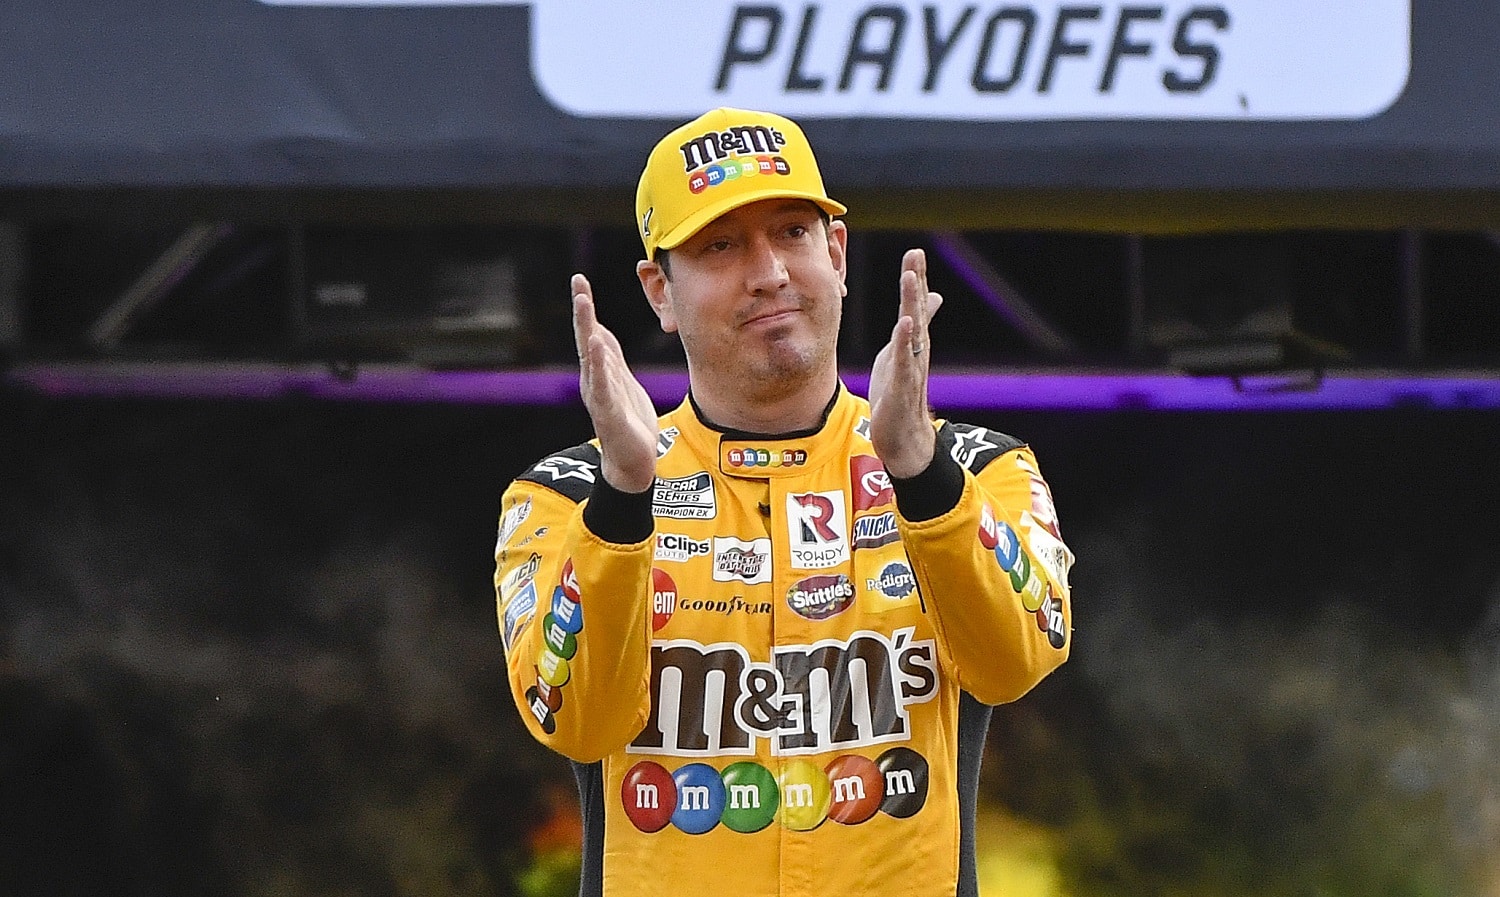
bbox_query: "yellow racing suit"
[495,384,1072,897]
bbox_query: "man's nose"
[744,234,790,293]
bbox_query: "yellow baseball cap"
[635,108,847,259]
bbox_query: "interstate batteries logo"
[713,536,772,584]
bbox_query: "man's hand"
[572,273,659,493]
[868,249,944,480]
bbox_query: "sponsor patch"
[534,454,598,483]
[653,472,717,519]
[502,581,538,653]
[629,626,937,757]
[1016,454,1063,538]
[727,447,806,469]
[652,568,678,632]
[500,552,542,599]
[1038,590,1068,650]
[866,562,916,600]
[852,511,899,550]
[711,536,772,584]
[949,425,999,471]
[497,497,532,548]
[656,532,711,563]
[657,426,680,459]
[849,455,893,511]
[787,573,855,620]
[787,490,849,569]
[1022,513,1073,590]
[619,746,930,834]
[518,443,602,502]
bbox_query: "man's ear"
[827,219,849,298]
[637,259,679,333]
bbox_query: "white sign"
[533,0,1409,120]
[255,0,1410,122]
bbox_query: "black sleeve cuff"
[582,477,655,545]
[891,426,965,522]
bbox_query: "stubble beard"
[686,307,838,406]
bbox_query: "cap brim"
[654,189,848,255]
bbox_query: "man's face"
[638,199,848,398]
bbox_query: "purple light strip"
[10,362,1500,411]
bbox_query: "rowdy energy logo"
[787,490,850,569]
[630,627,939,756]
[620,748,929,834]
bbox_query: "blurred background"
[4,1,1500,895]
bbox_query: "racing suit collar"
[686,382,844,439]
[670,382,869,480]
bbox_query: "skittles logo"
[787,574,854,621]
[621,747,928,835]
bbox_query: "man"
[496,107,1072,897]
